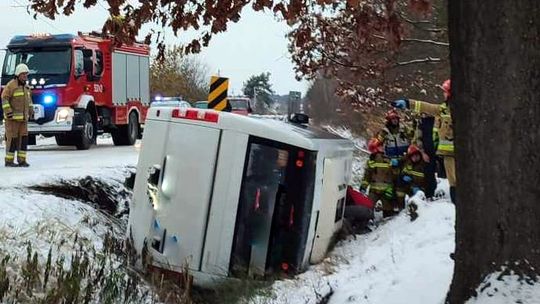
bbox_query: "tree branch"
[394,57,443,67]
[319,49,363,69]
[372,35,449,47]
[401,38,449,46]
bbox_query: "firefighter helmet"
[385,109,400,121]
[15,64,30,76]
[441,79,451,98]
[367,138,383,154]
[407,144,421,156]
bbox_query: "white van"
[128,107,354,284]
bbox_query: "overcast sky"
[0,0,309,96]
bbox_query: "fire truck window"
[74,50,84,76]
[3,49,71,76]
[95,51,104,76]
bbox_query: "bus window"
[230,138,316,278]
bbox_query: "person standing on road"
[2,63,33,167]
[392,79,456,203]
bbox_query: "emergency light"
[43,94,56,105]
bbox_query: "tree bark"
[447,1,540,303]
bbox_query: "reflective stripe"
[438,139,454,152]
[441,114,451,119]
[370,183,392,191]
[404,169,424,178]
[13,91,24,97]
[414,101,421,112]
[5,153,15,160]
[2,103,11,109]
[12,114,24,120]
[18,151,27,156]
[368,161,391,169]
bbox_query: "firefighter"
[396,144,428,207]
[374,109,413,160]
[360,138,399,218]
[392,79,456,203]
[2,63,33,167]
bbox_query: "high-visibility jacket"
[399,158,427,193]
[2,79,33,121]
[376,124,413,158]
[410,100,453,156]
[361,152,396,194]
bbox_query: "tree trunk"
[447,1,540,303]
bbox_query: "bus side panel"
[155,123,220,271]
[310,157,349,263]
[201,131,249,276]
[128,118,170,255]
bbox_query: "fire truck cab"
[128,106,354,285]
[1,32,150,149]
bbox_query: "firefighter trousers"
[368,191,393,213]
[5,120,28,164]
[443,156,456,187]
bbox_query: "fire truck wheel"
[75,112,94,150]
[55,134,75,146]
[112,111,139,146]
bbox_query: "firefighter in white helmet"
[2,63,33,167]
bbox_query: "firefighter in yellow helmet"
[391,79,455,203]
[2,63,33,167]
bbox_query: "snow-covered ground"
[0,125,538,303]
[0,136,160,303]
[249,184,455,304]
[0,135,139,187]
[468,270,540,304]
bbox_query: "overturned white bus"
[128,107,354,284]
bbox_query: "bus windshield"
[3,48,72,76]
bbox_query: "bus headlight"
[56,107,73,123]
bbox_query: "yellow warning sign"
[208,76,231,111]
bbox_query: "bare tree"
[150,46,209,102]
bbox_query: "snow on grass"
[0,189,120,256]
[249,193,455,304]
[467,270,540,304]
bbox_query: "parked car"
[194,101,208,109]
[151,96,191,109]
[228,97,252,115]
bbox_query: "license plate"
[33,104,44,120]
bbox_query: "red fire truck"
[1,32,150,149]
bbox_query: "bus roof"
[148,107,353,151]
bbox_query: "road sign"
[208,76,231,111]
[288,91,302,117]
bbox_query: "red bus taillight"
[172,108,219,123]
